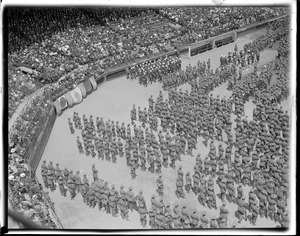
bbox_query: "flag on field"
[83,79,93,95]
[78,83,87,98]
[53,100,62,116]
[89,76,97,91]
[70,87,83,104]
[59,95,68,111]
[65,91,74,108]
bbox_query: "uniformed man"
[67,176,76,200]
[210,215,218,228]
[199,212,209,228]
[156,175,164,196]
[268,193,277,221]
[177,165,184,180]
[219,217,227,228]
[139,204,148,227]
[185,172,192,193]
[94,183,102,211]
[218,178,227,201]
[117,138,124,157]
[109,185,118,217]
[76,136,84,154]
[173,214,183,229]
[281,210,289,228]
[251,201,259,225]
[74,171,82,193]
[135,190,146,208]
[153,197,162,214]
[163,211,173,229]
[151,194,159,212]
[48,161,55,175]
[101,190,109,213]
[148,207,156,229]
[46,169,55,191]
[41,160,48,172]
[276,198,285,223]
[79,182,87,203]
[183,219,191,228]
[126,187,136,212]
[164,202,172,215]
[175,177,185,199]
[155,154,162,174]
[237,183,244,199]
[237,196,247,223]
[54,163,62,183]
[207,181,217,209]
[173,201,180,219]
[57,175,67,197]
[147,149,155,173]
[68,118,75,134]
[180,204,190,223]
[192,172,200,194]
[190,208,199,228]
[139,151,147,171]
[219,202,229,224]
[130,160,137,179]
[41,161,48,187]
[92,164,99,181]
[118,195,129,220]
[62,168,69,186]
[87,185,97,208]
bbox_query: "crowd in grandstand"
[8,69,44,118]
[7,8,156,53]
[160,7,287,43]
[8,88,58,228]
[7,7,290,229]
[8,138,58,227]
[8,7,287,120]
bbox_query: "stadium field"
[35,27,289,229]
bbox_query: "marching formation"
[56,18,291,228]
[127,55,182,88]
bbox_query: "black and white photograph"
[0,0,296,234]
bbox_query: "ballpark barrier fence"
[28,105,56,173]
[65,91,74,108]
[53,99,62,116]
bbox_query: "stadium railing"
[187,14,287,57]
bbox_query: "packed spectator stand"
[7,7,289,229]
[8,89,59,228]
[7,7,287,118]
[160,7,288,43]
